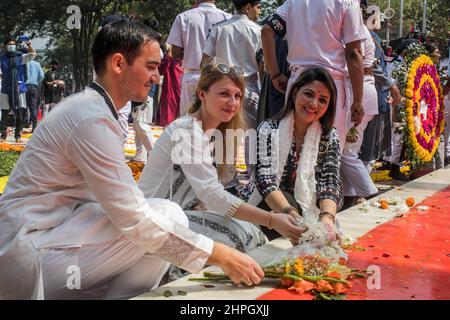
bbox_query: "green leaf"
[163,290,173,298]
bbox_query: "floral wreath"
[403,53,445,164]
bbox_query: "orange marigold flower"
[406,197,415,207]
[294,259,304,275]
[288,279,315,294]
[380,200,389,209]
[315,280,333,292]
[332,282,350,294]
[281,278,294,288]
[325,272,342,279]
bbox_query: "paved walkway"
[133,165,450,300]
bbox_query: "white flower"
[370,201,381,208]
[389,203,409,213]
[359,201,370,213]
[386,196,402,205]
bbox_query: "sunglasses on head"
[216,63,245,77]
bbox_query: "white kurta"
[0,86,213,299]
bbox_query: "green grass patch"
[0,150,21,177]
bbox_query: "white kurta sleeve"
[65,116,213,273]
[172,122,244,217]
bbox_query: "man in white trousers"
[167,0,231,116]
[0,21,264,300]
[341,23,379,203]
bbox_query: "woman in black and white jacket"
[239,67,343,242]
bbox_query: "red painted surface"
[258,187,450,300]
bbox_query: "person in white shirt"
[0,21,265,300]
[341,24,378,204]
[138,63,304,252]
[262,0,366,152]
[202,0,262,173]
[167,0,231,117]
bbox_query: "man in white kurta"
[167,0,231,116]
[0,21,263,300]
[0,82,213,299]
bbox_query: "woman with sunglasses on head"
[238,67,343,243]
[139,63,304,252]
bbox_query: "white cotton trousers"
[444,98,450,159]
[179,72,200,117]
[341,77,378,197]
[39,201,189,300]
[41,237,170,300]
[341,114,378,197]
[385,122,404,165]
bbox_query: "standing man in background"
[42,59,64,118]
[167,0,231,116]
[0,36,36,143]
[26,57,44,132]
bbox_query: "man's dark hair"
[232,0,261,10]
[4,36,16,45]
[51,59,60,66]
[92,21,161,76]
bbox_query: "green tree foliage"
[370,0,450,53]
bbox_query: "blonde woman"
[139,64,303,252]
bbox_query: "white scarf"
[293,120,322,221]
[247,112,322,218]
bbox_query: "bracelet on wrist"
[319,211,336,224]
[266,211,274,230]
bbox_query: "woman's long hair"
[188,64,246,183]
[274,67,337,130]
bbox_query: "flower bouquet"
[189,254,359,300]
[189,215,359,299]
[345,127,359,144]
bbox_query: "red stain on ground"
[258,186,450,300]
